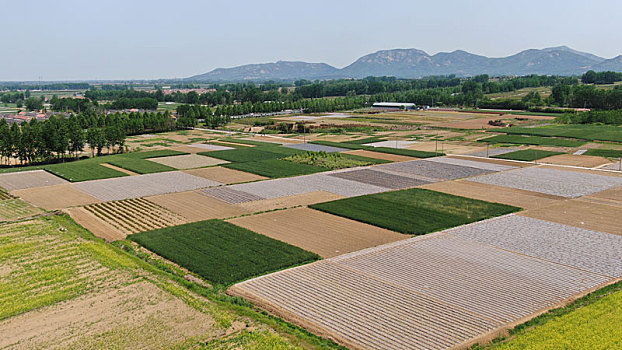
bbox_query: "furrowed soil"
[183,166,267,184]
[64,207,127,241]
[519,198,622,235]
[236,191,345,213]
[420,180,564,210]
[12,184,101,210]
[145,190,249,222]
[538,154,612,168]
[228,207,407,258]
[341,149,416,162]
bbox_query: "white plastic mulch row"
[232,215,619,350]
[470,166,622,198]
[72,172,221,201]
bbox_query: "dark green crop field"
[479,135,584,147]
[106,158,175,174]
[491,149,564,161]
[224,159,327,178]
[310,188,520,235]
[128,220,320,285]
[584,149,622,158]
[496,124,622,143]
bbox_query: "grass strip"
[479,135,585,147]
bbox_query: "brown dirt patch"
[12,184,101,210]
[582,187,622,206]
[538,154,612,168]
[183,166,267,184]
[342,149,416,162]
[420,180,563,210]
[427,116,503,129]
[100,163,138,176]
[145,190,249,222]
[0,281,215,349]
[519,199,622,235]
[228,207,406,258]
[168,145,205,154]
[64,207,126,241]
[237,191,345,213]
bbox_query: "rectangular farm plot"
[199,187,265,204]
[80,198,187,237]
[228,207,407,258]
[519,199,622,235]
[72,172,220,201]
[188,143,234,151]
[374,159,493,181]
[342,149,416,162]
[65,207,126,241]
[0,170,67,191]
[470,166,622,198]
[231,222,612,350]
[146,190,249,222]
[329,169,429,189]
[420,180,563,210]
[237,191,345,213]
[12,184,100,210]
[128,220,320,285]
[310,188,520,235]
[148,154,229,169]
[224,159,327,178]
[426,156,518,172]
[0,199,42,221]
[283,143,348,153]
[449,215,622,277]
[183,166,267,184]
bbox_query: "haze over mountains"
[187,46,622,82]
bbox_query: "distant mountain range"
[186,46,622,82]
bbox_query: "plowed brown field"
[519,198,622,235]
[228,207,406,258]
[100,163,138,175]
[65,207,126,241]
[538,154,612,168]
[183,166,267,184]
[420,180,563,210]
[13,184,100,210]
[146,190,249,222]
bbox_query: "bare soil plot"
[100,163,138,176]
[427,115,507,129]
[188,143,235,151]
[236,191,344,213]
[0,170,67,191]
[329,169,429,189]
[228,207,406,258]
[420,180,563,210]
[342,149,416,162]
[450,215,622,277]
[184,166,267,184]
[65,207,126,241]
[0,199,42,221]
[470,166,622,198]
[12,184,100,210]
[230,224,611,350]
[243,136,302,144]
[146,190,249,222]
[582,187,622,206]
[168,144,208,154]
[0,280,215,350]
[148,154,228,169]
[538,154,612,168]
[283,143,348,153]
[374,159,492,181]
[519,199,622,235]
[200,187,266,204]
[81,198,187,237]
[72,172,220,201]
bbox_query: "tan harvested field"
[228,207,406,258]
[12,184,101,210]
[426,116,504,129]
[519,198,622,235]
[583,187,622,206]
[341,149,416,162]
[538,154,612,168]
[420,180,564,210]
[148,154,228,169]
[146,190,249,222]
[0,170,67,191]
[100,163,138,175]
[0,281,215,350]
[183,166,267,184]
[245,135,303,144]
[168,144,205,153]
[65,207,126,241]
[236,191,344,213]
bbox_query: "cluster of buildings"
[0,111,54,124]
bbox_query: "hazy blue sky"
[2,0,621,81]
